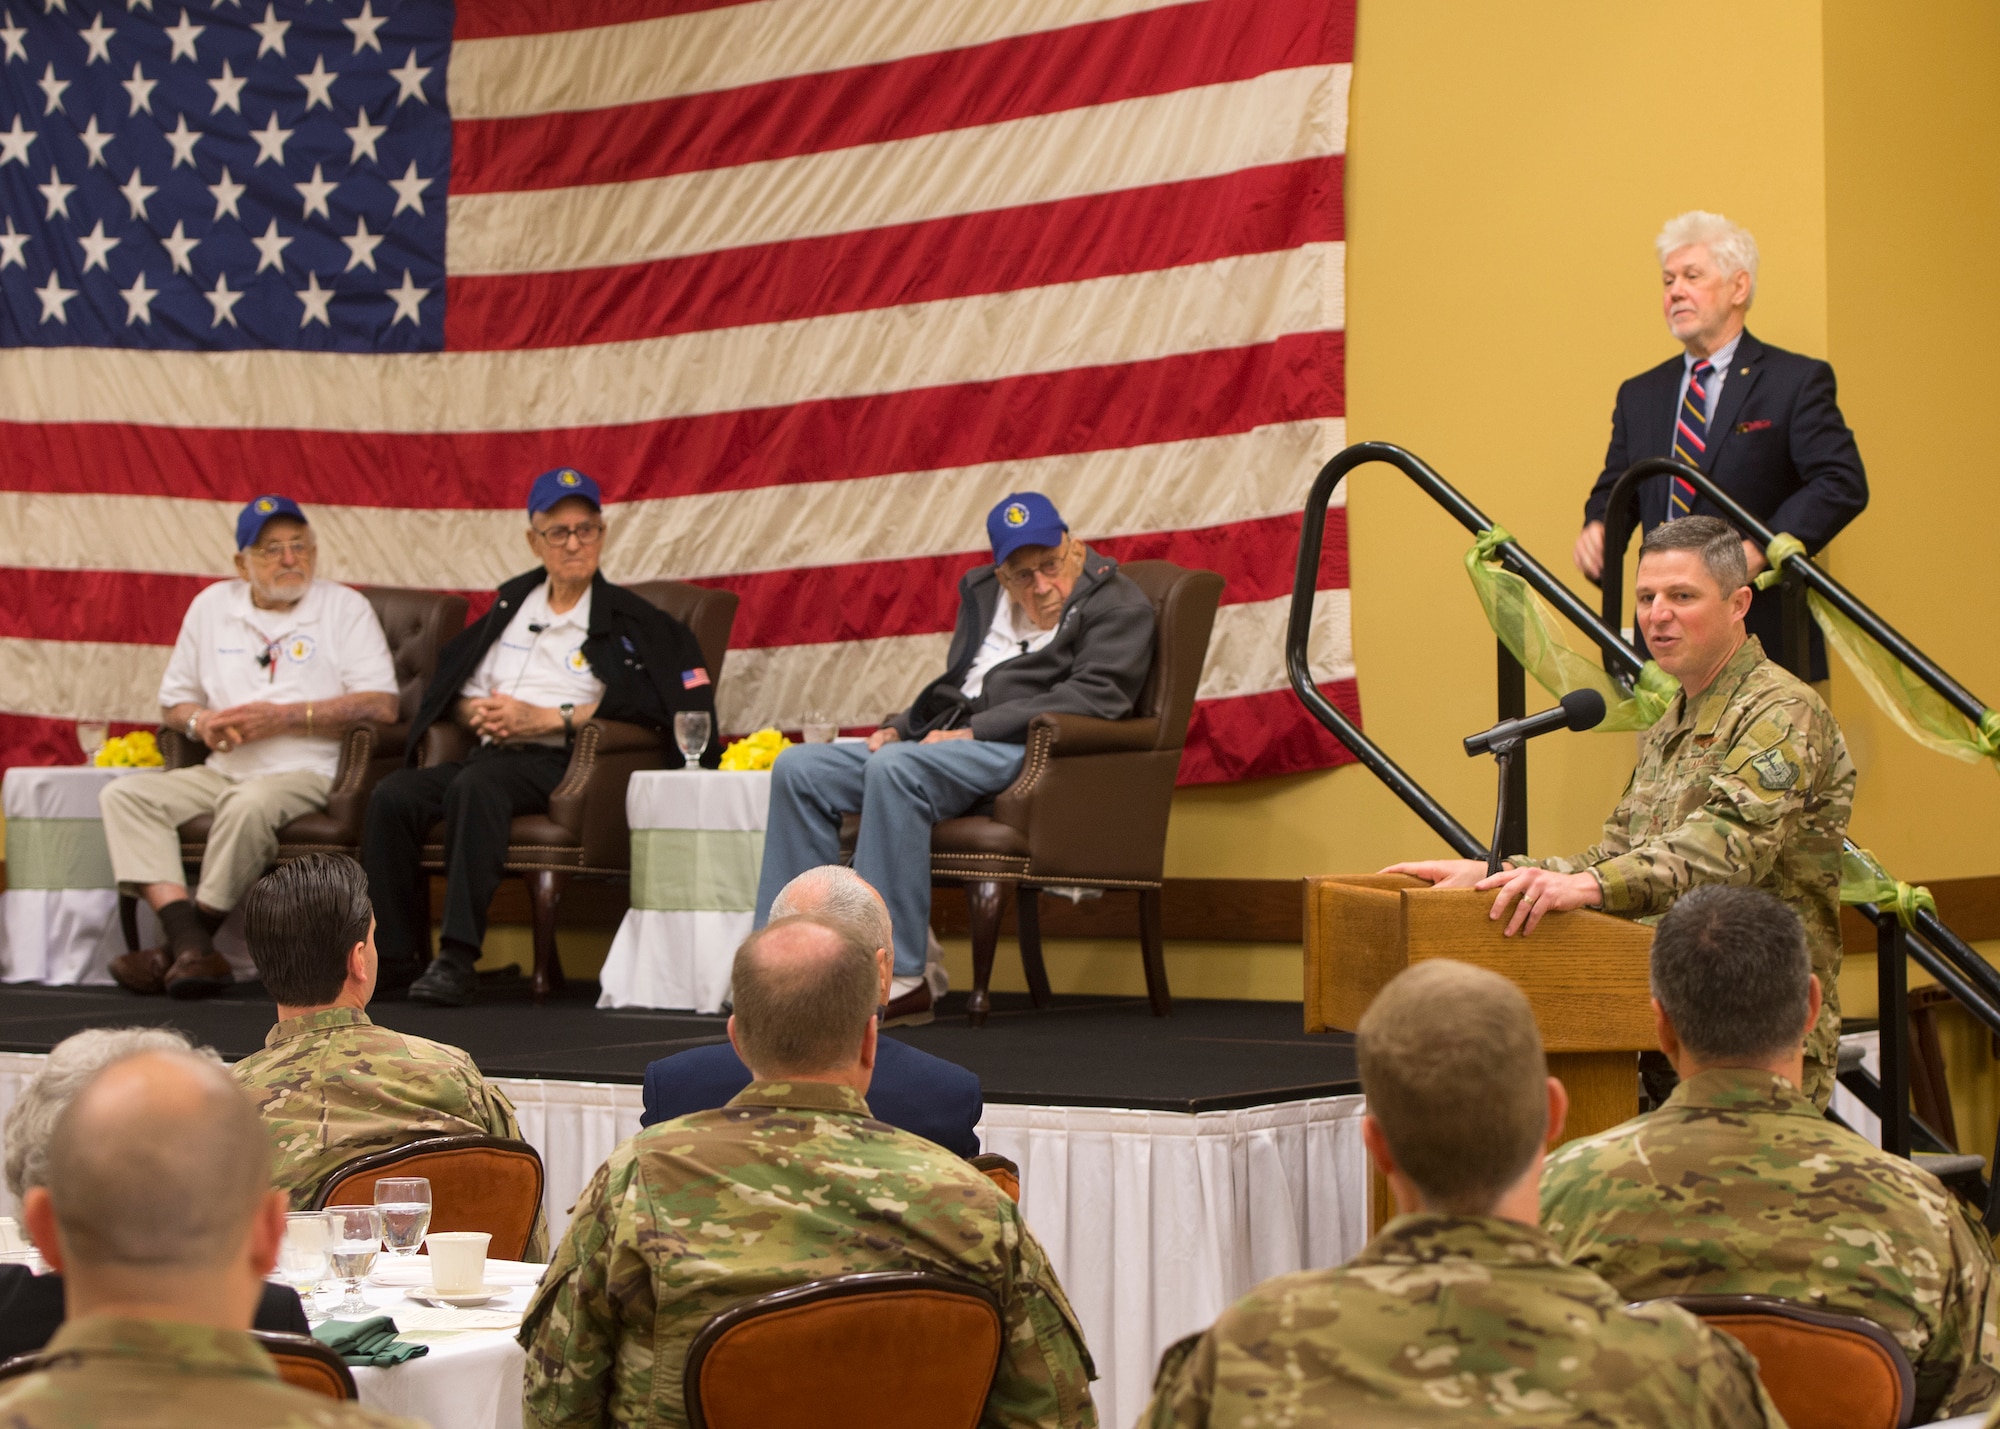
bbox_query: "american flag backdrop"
[0,0,1359,784]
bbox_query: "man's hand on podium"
[1476,866,1603,936]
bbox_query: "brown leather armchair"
[901,560,1222,1026]
[418,580,739,1000]
[120,586,469,952]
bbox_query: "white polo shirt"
[962,592,1059,699]
[459,584,606,744]
[158,579,400,781]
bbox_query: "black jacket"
[0,1267,309,1360]
[889,548,1156,744]
[407,569,721,767]
[1584,330,1869,676]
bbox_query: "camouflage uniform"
[1542,1066,2000,1422]
[231,1006,547,1259]
[1138,1213,1783,1428]
[1517,637,1855,1105]
[519,1079,1097,1429]
[0,1314,422,1428]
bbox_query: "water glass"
[674,710,712,763]
[76,720,108,764]
[800,710,837,744]
[278,1212,331,1316]
[325,1206,381,1317]
[374,1177,432,1258]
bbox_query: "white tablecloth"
[0,1053,1366,1429]
[343,1258,543,1429]
[0,766,152,985]
[596,770,772,1013]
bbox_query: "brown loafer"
[109,946,171,996]
[882,981,934,1028]
[164,948,235,1000]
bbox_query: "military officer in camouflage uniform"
[520,916,1097,1428]
[1140,960,1783,1428]
[2,1048,420,1429]
[1389,514,1854,1105]
[1543,886,2000,1421]
[231,854,547,1258]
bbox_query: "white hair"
[771,865,893,955]
[1656,211,1759,304]
[4,1027,218,1199]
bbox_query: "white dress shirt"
[961,592,1059,699]
[459,584,606,743]
[1673,331,1743,454]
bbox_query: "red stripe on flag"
[1178,679,1361,785]
[446,159,1342,350]
[453,0,1347,195]
[3,332,1343,506]
[0,568,222,644]
[454,0,743,42]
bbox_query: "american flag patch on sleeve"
[682,669,712,689]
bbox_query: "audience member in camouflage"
[520,918,1096,1429]
[1388,518,1854,1105]
[1542,886,2000,1421]
[1142,960,1782,1428]
[231,855,548,1258]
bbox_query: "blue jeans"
[755,739,1027,976]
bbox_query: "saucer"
[407,1285,504,1308]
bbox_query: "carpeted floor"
[0,976,1355,1113]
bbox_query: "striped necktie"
[1670,359,1715,515]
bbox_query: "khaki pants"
[100,765,332,912]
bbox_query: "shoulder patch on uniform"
[1748,747,1799,791]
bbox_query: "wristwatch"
[185,710,202,740]
[559,703,575,739]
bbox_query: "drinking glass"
[278,1212,331,1318]
[374,1177,432,1258]
[674,710,712,764]
[325,1206,381,1317]
[76,720,108,765]
[800,710,837,744]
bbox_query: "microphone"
[1463,688,1605,757]
[527,622,547,634]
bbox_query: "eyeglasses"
[997,546,1070,590]
[533,520,604,548]
[248,539,313,561]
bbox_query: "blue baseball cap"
[528,466,602,516]
[987,492,1068,565]
[236,495,308,550]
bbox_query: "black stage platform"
[0,979,1357,1114]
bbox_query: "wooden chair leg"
[965,880,1007,1027]
[1016,887,1052,1009]
[1137,885,1171,1017]
[524,870,569,1002]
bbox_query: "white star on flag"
[344,106,385,164]
[387,159,428,216]
[250,109,292,165]
[162,112,201,167]
[163,8,203,61]
[37,62,68,114]
[118,167,157,219]
[35,269,76,323]
[161,218,198,273]
[0,116,34,166]
[78,11,114,63]
[387,49,430,104]
[205,271,244,327]
[41,0,63,11]
[250,2,288,57]
[387,268,429,325]
[295,269,333,327]
[208,57,246,113]
[76,217,119,270]
[251,217,292,272]
[208,165,245,219]
[77,114,113,166]
[296,54,336,110]
[342,0,387,53]
[341,214,383,271]
[0,11,26,63]
[37,171,75,218]
[0,216,29,268]
[294,162,335,219]
[122,62,156,115]
[120,270,158,324]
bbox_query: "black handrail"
[1599,457,1989,725]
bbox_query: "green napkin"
[313,1315,429,1367]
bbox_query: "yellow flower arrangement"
[718,727,793,771]
[95,731,164,768]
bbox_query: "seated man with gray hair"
[0,1028,309,1360]
[522,915,1097,1429]
[640,864,983,1156]
[1542,885,2000,1423]
[0,1048,418,1428]
[1142,960,1781,1428]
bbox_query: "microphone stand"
[1483,737,1522,878]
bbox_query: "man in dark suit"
[1575,211,1867,678]
[641,865,983,1158]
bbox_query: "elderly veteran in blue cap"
[754,491,1157,1024]
[103,497,401,998]
[363,468,722,1006]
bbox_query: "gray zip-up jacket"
[888,548,1157,744]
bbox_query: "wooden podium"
[1305,875,1657,1148]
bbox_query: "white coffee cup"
[426,1231,491,1294]
[0,1218,22,1253]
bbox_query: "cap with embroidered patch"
[528,467,602,516]
[986,491,1067,565]
[236,495,308,550]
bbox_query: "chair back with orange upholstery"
[1661,1295,1914,1429]
[968,1153,1020,1201]
[307,1135,544,1263]
[684,1272,1003,1429]
[254,1331,358,1400]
